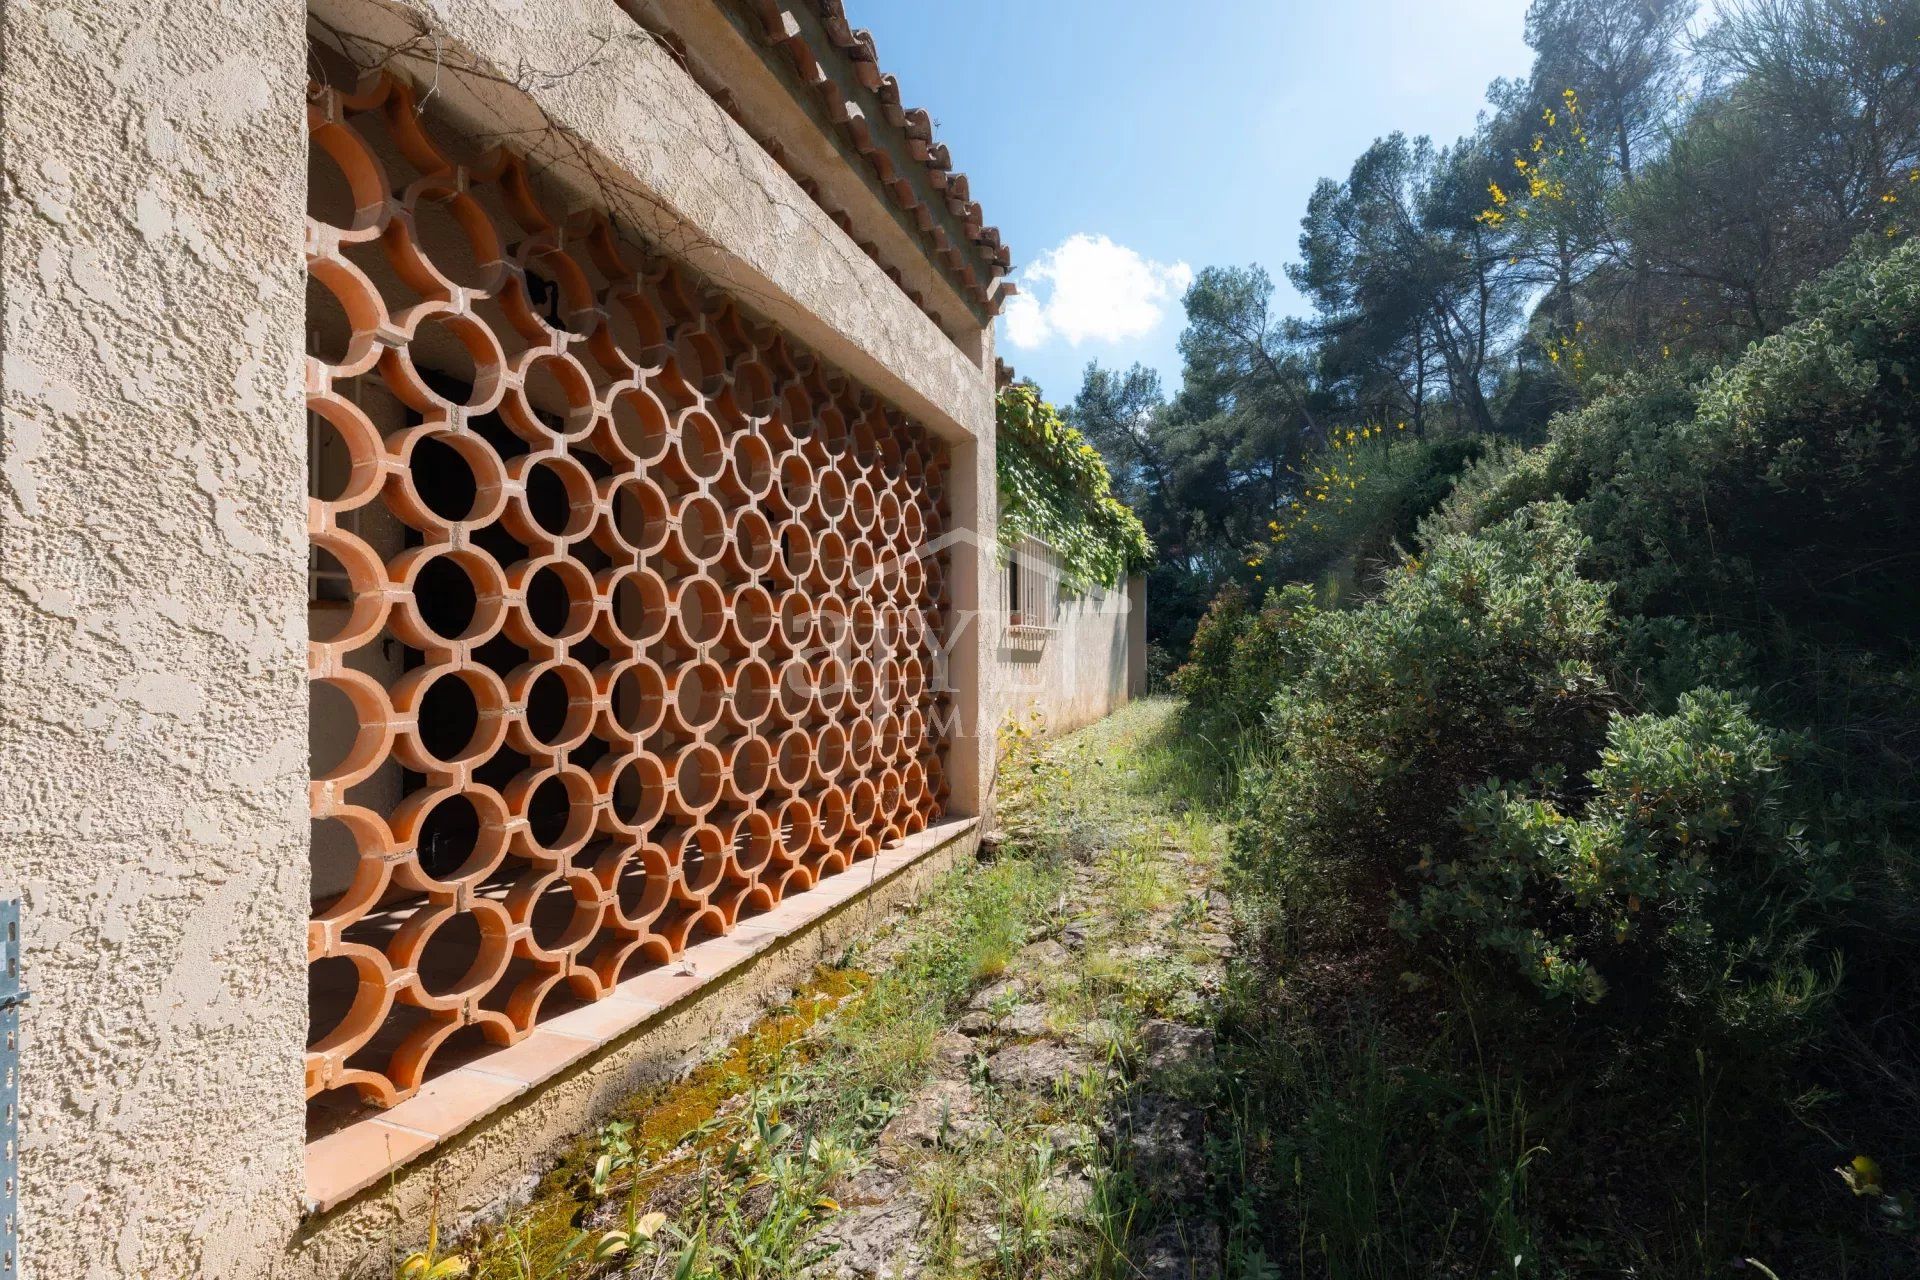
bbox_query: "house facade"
[0,2,1136,1273]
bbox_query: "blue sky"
[842,0,1535,404]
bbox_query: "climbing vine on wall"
[996,382,1151,587]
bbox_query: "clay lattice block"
[303,68,952,1116]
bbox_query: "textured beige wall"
[0,0,313,1275]
[990,577,1136,739]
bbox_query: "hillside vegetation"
[1172,233,1920,1277]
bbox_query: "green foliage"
[1234,503,1615,897]
[996,382,1150,588]
[1171,584,1320,739]
[1183,236,1920,1276]
[1249,429,1489,596]
[1405,690,1831,1027]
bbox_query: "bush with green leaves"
[1171,582,1321,737]
[1402,690,1836,1040]
[1236,503,1614,898]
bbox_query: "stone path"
[805,821,1233,1280]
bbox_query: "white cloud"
[1000,233,1192,351]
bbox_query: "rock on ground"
[987,1041,1084,1094]
[1140,1019,1215,1074]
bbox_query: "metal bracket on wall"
[1,900,21,1280]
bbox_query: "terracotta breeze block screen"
[303,69,953,1117]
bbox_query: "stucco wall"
[2,0,1003,1274]
[0,1,313,1275]
[990,575,1137,739]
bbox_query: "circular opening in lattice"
[525,772,583,851]
[849,478,878,531]
[417,668,484,764]
[407,312,482,393]
[730,810,775,875]
[816,720,848,776]
[415,909,489,999]
[309,680,360,780]
[309,545,358,644]
[815,597,850,651]
[730,510,775,575]
[848,716,877,770]
[676,577,725,647]
[524,255,591,339]
[605,292,666,367]
[731,659,774,725]
[673,660,725,731]
[901,556,925,601]
[524,665,588,748]
[901,657,925,701]
[722,591,771,654]
[816,468,850,521]
[850,600,879,652]
[852,417,879,467]
[775,730,811,790]
[527,876,596,954]
[415,790,490,882]
[777,593,814,651]
[727,434,774,499]
[876,604,902,654]
[609,388,670,464]
[408,434,483,524]
[777,523,813,582]
[523,456,588,540]
[778,456,814,512]
[849,540,878,594]
[306,271,358,367]
[674,746,724,815]
[815,786,849,841]
[848,659,877,710]
[814,530,849,586]
[677,494,727,565]
[608,661,666,738]
[612,844,668,922]
[608,570,668,647]
[609,477,670,557]
[775,796,814,857]
[678,824,724,894]
[308,411,355,504]
[777,660,814,721]
[307,953,370,1050]
[414,553,482,643]
[310,814,370,917]
[676,411,726,482]
[674,331,724,390]
[878,490,903,539]
[902,502,926,547]
[611,753,667,830]
[524,561,585,641]
[307,130,370,234]
[849,777,879,829]
[519,354,593,438]
[406,192,498,292]
[729,736,773,799]
[878,713,903,762]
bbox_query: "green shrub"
[1237,503,1613,895]
[1402,690,1833,1033]
[1172,583,1321,737]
